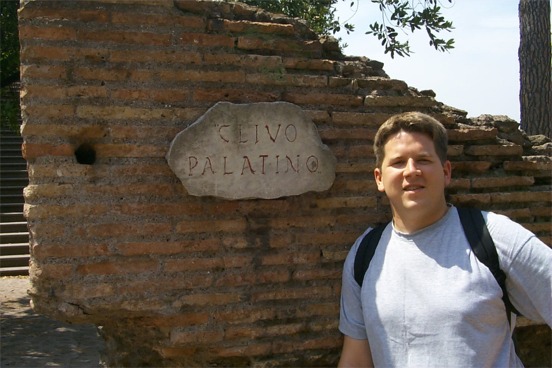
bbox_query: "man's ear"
[374,167,385,192]
[443,160,452,187]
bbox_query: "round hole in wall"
[75,143,96,165]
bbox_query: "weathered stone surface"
[166,101,336,199]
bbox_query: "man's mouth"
[403,184,424,191]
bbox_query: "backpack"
[353,207,520,322]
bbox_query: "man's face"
[374,130,451,221]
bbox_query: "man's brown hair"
[373,112,448,168]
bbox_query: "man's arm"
[338,335,373,368]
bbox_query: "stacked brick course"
[19,0,550,366]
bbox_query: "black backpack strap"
[354,222,389,287]
[457,207,520,321]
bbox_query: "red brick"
[94,143,166,158]
[79,29,171,46]
[32,242,110,258]
[504,160,552,171]
[284,58,335,71]
[73,67,135,82]
[175,293,241,307]
[296,302,339,318]
[203,53,283,69]
[315,196,376,209]
[448,178,471,191]
[31,262,74,280]
[24,203,111,220]
[283,92,363,107]
[115,239,220,256]
[213,342,272,358]
[21,124,109,139]
[158,347,200,359]
[76,105,174,121]
[335,162,372,174]
[180,33,235,48]
[60,282,117,300]
[19,7,109,23]
[215,269,290,287]
[252,285,333,302]
[159,69,246,83]
[170,329,224,345]
[214,306,281,325]
[112,12,204,29]
[225,322,304,340]
[22,142,74,159]
[20,65,67,80]
[448,128,498,142]
[21,105,75,121]
[472,176,534,188]
[465,144,523,157]
[108,164,174,178]
[237,37,322,57]
[193,88,280,103]
[331,111,390,127]
[176,219,248,234]
[321,250,349,262]
[449,193,492,206]
[451,161,492,173]
[523,222,552,234]
[295,231,358,247]
[270,333,341,353]
[292,267,342,281]
[245,73,327,88]
[111,88,191,104]
[85,222,172,238]
[114,203,202,217]
[164,257,224,273]
[19,24,77,41]
[26,163,93,180]
[84,184,176,197]
[122,274,213,294]
[491,191,551,204]
[77,259,159,275]
[20,45,72,62]
[364,95,435,108]
[149,313,210,328]
[270,215,337,230]
[213,19,295,36]
[261,251,321,266]
[110,49,202,64]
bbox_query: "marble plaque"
[166,101,336,199]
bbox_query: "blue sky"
[333,0,520,122]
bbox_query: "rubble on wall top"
[174,0,319,39]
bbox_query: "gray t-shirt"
[339,206,552,367]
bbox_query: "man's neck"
[392,204,450,234]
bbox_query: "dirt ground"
[0,276,104,367]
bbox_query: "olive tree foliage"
[238,0,353,37]
[237,0,455,58]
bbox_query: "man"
[338,112,551,367]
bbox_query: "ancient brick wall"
[18,1,551,366]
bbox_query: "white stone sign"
[166,102,336,199]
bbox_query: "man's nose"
[404,159,420,176]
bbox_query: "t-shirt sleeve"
[339,229,371,339]
[486,211,552,326]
